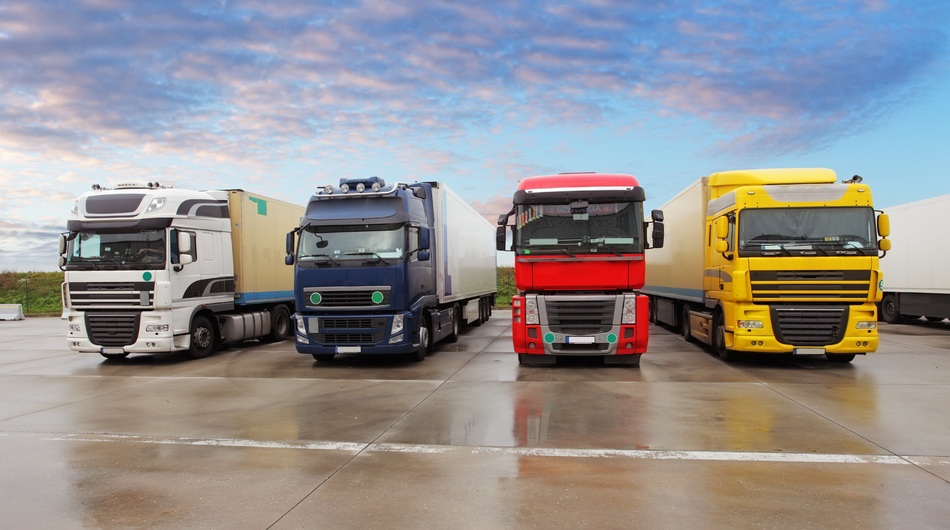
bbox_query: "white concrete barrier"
[0,304,25,320]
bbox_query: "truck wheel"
[680,305,693,343]
[881,294,904,324]
[188,315,216,359]
[312,354,334,362]
[267,306,292,342]
[712,313,737,362]
[411,315,431,362]
[447,305,460,343]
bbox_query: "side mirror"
[651,221,664,249]
[496,226,508,251]
[651,209,664,223]
[418,250,430,261]
[284,254,295,265]
[58,233,67,255]
[419,226,431,251]
[716,240,729,254]
[879,238,892,252]
[716,216,729,240]
[877,213,890,238]
[285,231,295,255]
[58,256,66,271]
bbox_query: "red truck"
[497,172,664,366]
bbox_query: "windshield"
[297,223,406,266]
[514,202,644,255]
[65,229,166,270]
[738,207,877,256]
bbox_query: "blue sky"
[2,0,949,271]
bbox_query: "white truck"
[879,194,950,323]
[60,182,304,359]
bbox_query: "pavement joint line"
[32,433,950,466]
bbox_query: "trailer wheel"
[447,305,460,343]
[680,305,693,343]
[188,315,216,359]
[881,294,904,324]
[267,305,292,342]
[712,313,737,362]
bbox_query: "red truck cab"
[497,172,664,366]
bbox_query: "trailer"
[879,194,950,323]
[287,178,497,361]
[60,184,304,359]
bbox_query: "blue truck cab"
[286,177,497,362]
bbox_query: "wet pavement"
[1,313,949,528]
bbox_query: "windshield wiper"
[343,251,392,265]
[301,253,341,266]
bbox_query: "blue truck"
[285,177,497,361]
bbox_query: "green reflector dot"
[543,333,555,343]
[372,291,384,304]
[606,333,617,343]
[142,272,152,281]
[310,292,322,305]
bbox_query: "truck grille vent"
[85,312,140,347]
[322,334,374,344]
[544,297,615,334]
[304,288,391,309]
[68,282,154,310]
[771,306,847,346]
[322,318,374,328]
[313,317,387,345]
[750,270,870,301]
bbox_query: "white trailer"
[879,194,950,323]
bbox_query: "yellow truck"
[642,168,891,363]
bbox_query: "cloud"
[0,0,947,167]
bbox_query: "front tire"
[411,315,431,362]
[188,315,216,359]
[712,312,737,362]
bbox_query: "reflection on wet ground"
[1,314,948,527]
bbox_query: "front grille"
[771,306,847,346]
[543,296,616,334]
[304,287,391,309]
[69,282,154,309]
[750,270,870,302]
[323,334,374,343]
[313,317,388,345]
[85,312,140,347]
[322,318,374,328]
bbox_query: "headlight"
[391,314,404,335]
[145,324,169,332]
[525,297,539,324]
[737,320,764,329]
[622,296,637,324]
[146,197,166,212]
[855,321,877,330]
[295,316,309,334]
[69,324,80,332]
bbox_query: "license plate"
[100,347,125,354]
[793,348,825,355]
[566,336,596,344]
[336,346,361,354]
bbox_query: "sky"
[2,0,949,271]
